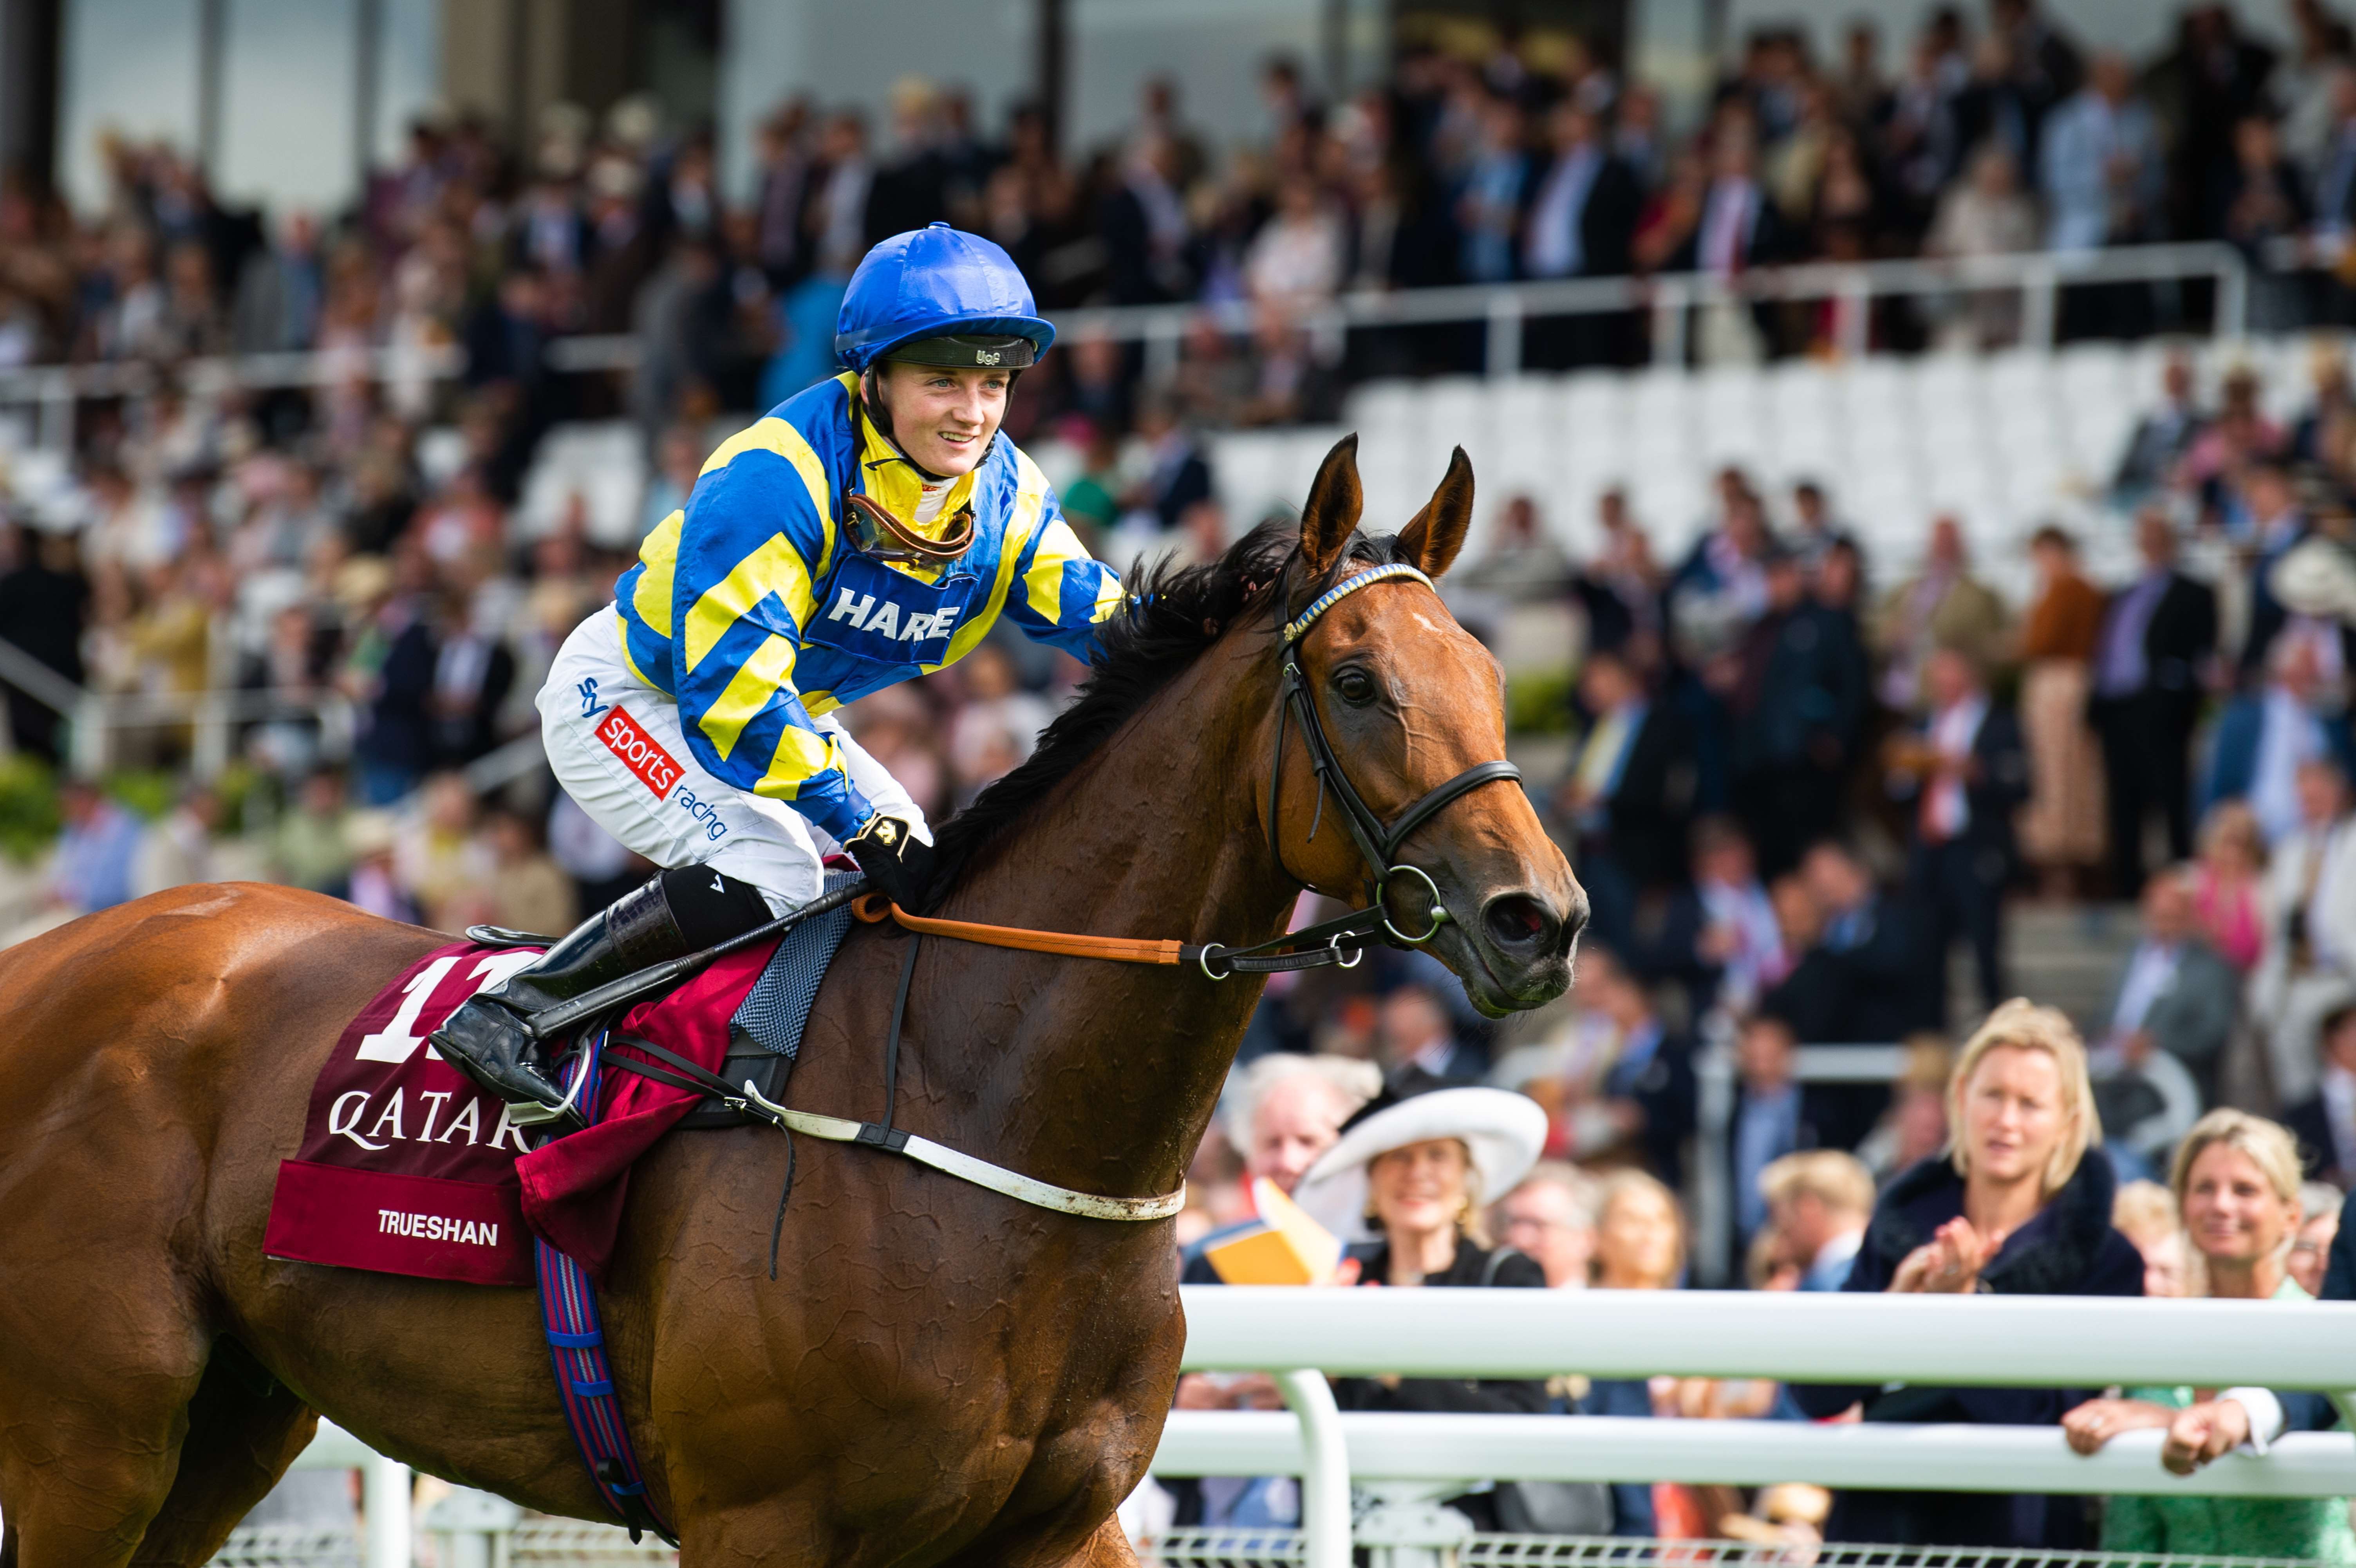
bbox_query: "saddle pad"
[264,932,776,1286]
[730,871,862,1057]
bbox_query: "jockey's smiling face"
[874,363,1011,478]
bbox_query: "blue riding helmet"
[834,222,1055,372]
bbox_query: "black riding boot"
[429,868,771,1126]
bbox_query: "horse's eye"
[1334,668,1378,706]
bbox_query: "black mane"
[927,518,1398,895]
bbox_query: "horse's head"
[1266,434,1585,1015]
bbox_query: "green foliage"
[1505,669,1574,735]
[0,755,61,863]
[103,769,178,822]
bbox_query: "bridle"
[853,554,1527,979]
[1256,559,1524,965]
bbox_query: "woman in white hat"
[1292,1077,1556,1529]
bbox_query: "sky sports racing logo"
[598,707,684,798]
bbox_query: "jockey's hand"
[849,814,936,911]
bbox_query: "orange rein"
[851,892,1187,966]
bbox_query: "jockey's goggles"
[882,334,1037,370]
[844,490,975,566]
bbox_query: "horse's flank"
[0,441,1579,1568]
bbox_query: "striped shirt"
[612,371,1121,842]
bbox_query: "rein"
[852,560,1524,979]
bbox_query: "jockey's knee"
[657,866,774,947]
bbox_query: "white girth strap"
[739,1082,1186,1223]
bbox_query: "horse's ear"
[1396,446,1476,579]
[1299,434,1363,579]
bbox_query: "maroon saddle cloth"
[264,936,775,1284]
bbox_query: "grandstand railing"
[0,630,545,804]
[1691,1041,1911,1288]
[260,1291,2356,1568]
[0,242,2264,454]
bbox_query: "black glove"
[847,814,936,910]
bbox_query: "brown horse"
[0,437,1581,1568]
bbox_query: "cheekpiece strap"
[1283,563,1434,645]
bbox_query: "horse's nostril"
[1483,894,1552,950]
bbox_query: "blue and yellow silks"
[612,370,1121,842]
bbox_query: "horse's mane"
[928,517,1398,895]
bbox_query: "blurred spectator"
[1651,815,1785,1018]
[340,809,416,924]
[2251,757,2356,1106]
[1729,1013,1819,1247]
[2068,1111,2350,1557]
[946,643,1053,794]
[481,806,576,936]
[1791,1001,2141,1548]
[1888,647,2029,1016]
[1724,544,1866,877]
[2089,511,2215,896]
[132,784,221,897]
[1521,100,1641,368]
[2112,1177,2191,1297]
[2098,867,2239,1113]
[1543,945,1693,1184]
[2040,52,2164,254]
[1582,1169,1688,1536]
[1869,515,2007,713]
[1495,1161,1600,1289]
[2205,632,2353,848]
[1376,982,1480,1084]
[1121,399,1212,532]
[270,770,356,893]
[1762,1149,1875,1291]
[2014,526,2106,897]
[1924,145,2040,347]
[396,771,490,931]
[2292,1180,2342,1294]
[1558,647,1695,947]
[2112,351,2208,503]
[2286,995,2356,1185]
[1769,839,1942,1045]
[48,779,143,916]
[1456,495,1571,600]
[2190,799,2269,972]
[1856,1036,1957,1181]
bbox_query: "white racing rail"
[247,1288,2356,1568]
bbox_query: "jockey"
[432,223,1121,1121]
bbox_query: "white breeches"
[538,612,928,916]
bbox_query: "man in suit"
[2089,509,2218,897]
[1726,546,1868,878]
[2098,866,2239,1106]
[2286,997,2356,1185]
[1520,99,1641,369]
[1557,648,1698,951]
[1892,647,2031,1017]
[1664,109,1798,358]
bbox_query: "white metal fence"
[238,1289,2356,1568]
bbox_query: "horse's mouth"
[1430,906,1574,1018]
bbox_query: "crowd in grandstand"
[13,0,2356,1554]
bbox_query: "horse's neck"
[911,640,1295,1199]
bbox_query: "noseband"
[1250,560,1524,965]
